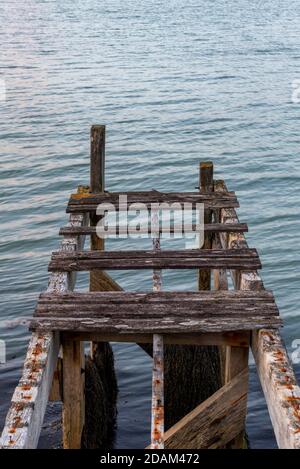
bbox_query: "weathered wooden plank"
[252,330,300,448]
[67,190,239,213]
[34,301,279,317]
[59,222,248,236]
[0,212,87,449]
[51,247,259,259]
[215,179,300,449]
[30,290,281,334]
[163,369,248,449]
[48,248,262,272]
[33,307,279,319]
[0,333,59,449]
[30,316,282,335]
[35,289,277,303]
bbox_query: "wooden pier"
[1,125,300,449]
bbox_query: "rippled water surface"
[1,0,300,449]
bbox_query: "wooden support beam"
[151,334,164,449]
[60,331,250,347]
[0,212,87,449]
[62,338,85,449]
[224,347,249,384]
[212,233,228,386]
[0,333,59,449]
[252,330,300,448]
[49,357,63,401]
[59,212,88,449]
[212,213,229,292]
[151,208,164,449]
[59,222,249,236]
[215,179,300,449]
[161,369,248,449]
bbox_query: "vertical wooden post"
[90,124,105,254]
[90,125,105,194]
[151,208,164,449]
[80,125,118,449]
[198,162,213,289]
[61,203,87,448]
[212,233,228,386]
[224,287,249,448]
[151,334,164,449]
[197,162,223,407]
[62,337,85,449]
[90,125,105,356]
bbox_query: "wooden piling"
[198,162,213,290]
[90,125,105,194]
[83,124,117,449]
[62,338,85,449]
[61,210,88,449]
[151,208,164,449]
[89,124,106,348]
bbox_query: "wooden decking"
[1,125,300,450]
[30,290,281,334]
[67,190,239,212]
[48,248,261,271]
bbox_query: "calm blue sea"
[1,0,300,448]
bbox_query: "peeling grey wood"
[30,316,282,335]
[252,330,300,448]
[48,248,261,272]
[67,190,239,212]
[0,213,87,449]
[0,333,59,449]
